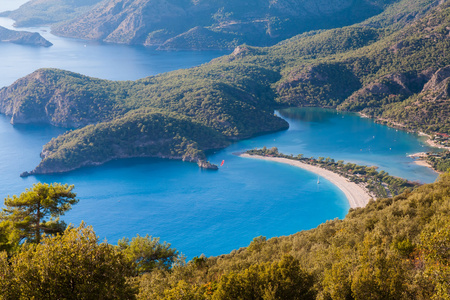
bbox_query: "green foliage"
[0,223,135,299]
[35,110,230,173]
[427,151,450,172]
[4,0,450,174]
[0,172,449,298]
[213,255,316,300]
[418,216,450,300]
[0,26,52,47]
[247,236,267,252]
[0,183,78,247]
[50,0,398,49]
[118,234,180,275]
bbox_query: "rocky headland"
[0,26,52,47]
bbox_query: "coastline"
[240,154,372,209]
[358,113,447,174]
[408,152,435,169]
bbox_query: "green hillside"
[0,26,52,47]
[1,0,450,175]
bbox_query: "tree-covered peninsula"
[0,66,287,174]
[1,0,450,175]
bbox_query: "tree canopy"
[0,183,78,248]
[0,223,135,300]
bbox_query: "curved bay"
[0,108,438,258]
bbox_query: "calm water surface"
[0,16,228,88]
[0,108,438,258]
[0,10,439,258]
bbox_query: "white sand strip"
[240,154,372,208]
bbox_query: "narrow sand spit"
[240,154,372,208]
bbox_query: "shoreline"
[240,154,372,209]
[358,113,447,173]
[407,152,435,169]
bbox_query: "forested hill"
[1,0,450,175]
[50,0,398,49]
[0,66,288,175]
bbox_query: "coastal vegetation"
[246,147,417,199]
[1,0,450,175]
[427,151,450,173]
[0,173,449,298]
[0,0,449,298]
[0,183,78,249]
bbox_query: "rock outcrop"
[197,160,219,170]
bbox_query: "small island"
[0,26,52,47]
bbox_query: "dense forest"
[0,174,448,299]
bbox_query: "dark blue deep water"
[0,5,439,258]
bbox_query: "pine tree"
[0,183,78,247]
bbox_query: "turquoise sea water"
[0,10,439,257]
[0,108,438,258]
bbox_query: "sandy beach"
[412,159,433,168]
[240,154,372,208]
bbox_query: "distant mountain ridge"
[51,0,399,49]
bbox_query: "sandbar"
[240,154,372,208]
